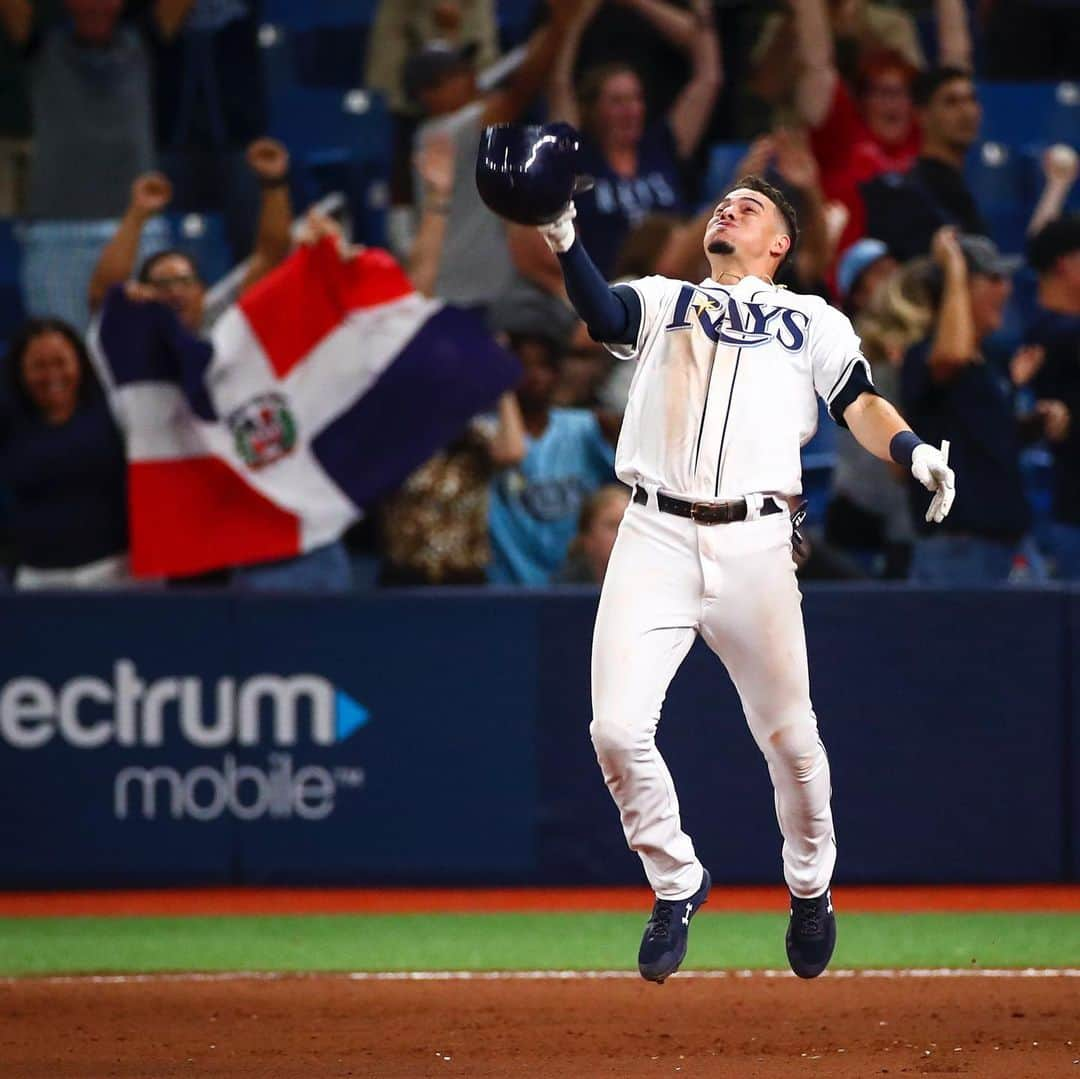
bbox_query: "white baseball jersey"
[606,273,872,500]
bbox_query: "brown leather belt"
[632,485,785,525]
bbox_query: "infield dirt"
[2,973,1077,1078]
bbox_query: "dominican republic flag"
[88,237,520,578]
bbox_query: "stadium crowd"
[0,0,1078,590]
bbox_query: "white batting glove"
[537,202,576,254]
[911,442,956,524]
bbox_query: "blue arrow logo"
[334,690,370,741]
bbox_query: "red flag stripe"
[128,457,301,578]
[237,239,414,380]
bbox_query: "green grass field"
[3,912,1079,976]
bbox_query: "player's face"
[20,331,82,422]
[922,77,981,152]
[704,190,790,269]
[145,254,205,333]
[969,272,1011,336]
[594,72,646,149]
[861,69,913,145]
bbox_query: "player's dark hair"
[913,65,972,108]
[729,174,799,271]
[138,249,202,285]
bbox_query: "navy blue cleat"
[638,869,711,983]
[785,889,836,979]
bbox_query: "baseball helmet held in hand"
[475,122,592,226]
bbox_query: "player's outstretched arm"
[538,206,641,347]
[843,392,955,524]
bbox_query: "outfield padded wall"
[0,587,1074,887]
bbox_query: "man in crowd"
[901,230,1066,582]
[88,137,293,335]
[862,66,985,260]
[1026,216,1080,578]
[0,0,195,329]
[407,0,576,311]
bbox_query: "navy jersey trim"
[828,361,877,428]
[713,346,743,496]
[826,355,863,404]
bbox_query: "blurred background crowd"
[0,0,1078,591]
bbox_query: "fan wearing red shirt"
[789,0,973,258]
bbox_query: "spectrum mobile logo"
[0,659,369,751]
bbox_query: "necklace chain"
[714,269,778,287]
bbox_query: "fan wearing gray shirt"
[405,0,577,311]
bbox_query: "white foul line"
[1,968,1078,986]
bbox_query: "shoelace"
[793,902,822,937]
[646,902,674,941]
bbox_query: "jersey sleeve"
[810,305,876,427]
[603,276,677,362]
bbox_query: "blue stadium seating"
[496,0,539,47]
[0,219,26,347]
[800,399,838,524]
[964,140,1034,253]
[166,212,232,287]
[261,27,390,244]
[290,26,369,89]
[260,0,378,31]
[977,81,1080,150]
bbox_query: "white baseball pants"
[590,496,836,901]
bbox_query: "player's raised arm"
[537,205,642,348]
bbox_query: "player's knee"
[766,722,825,780]
[589,715,641,765]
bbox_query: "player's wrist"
[890,430,924,467]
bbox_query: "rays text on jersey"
[664,285,809,350]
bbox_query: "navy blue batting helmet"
[475,122,592,226]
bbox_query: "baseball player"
[537,175,955,982]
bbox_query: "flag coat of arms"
[89,238,520,578]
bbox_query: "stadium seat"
[260,29,390,245]
[977,81,1080,149]
[166,212,232,287]
[496,0,539,48]
[703,143,751,202]
[290,26,369,88]
[262,30,389,156]
[1020,447,1055,527]
[260,0,378,31]
[800,399,837,524]
[965,141,1032,253]
[0,218,26,346]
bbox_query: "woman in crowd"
[0,318,128,588]
[546,0,721,280]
